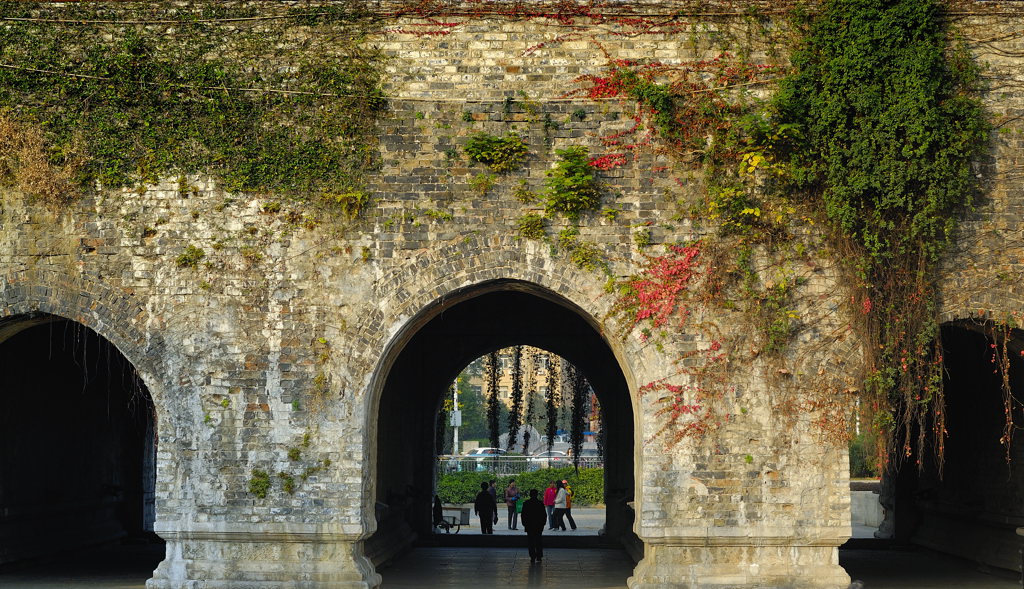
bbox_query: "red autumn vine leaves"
[619,243,703,331]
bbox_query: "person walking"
[552,480,568,531]
[561,479,577,531]
[505,479,521,530]
[520,488,547,563]
[474,481,496,534]
[543,480,557,530]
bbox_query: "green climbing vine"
[485,351,501,449]
[544,354,560,452]
[566,363,587,469]
[603,0,989,467]
[507,346,524,451]
[0,2,384,209]
[771,0,989,470]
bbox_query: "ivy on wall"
[604,0,989,467]
[0,0,994,472]
[0,2,384,208]
[772,0,989,469]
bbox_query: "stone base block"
[628,543,851,589]
[147,526,380,589]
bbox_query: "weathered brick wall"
[941,8,1024,319]
[912,9,1024,573]
[0,2,1021,587]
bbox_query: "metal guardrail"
[437,455,604,474]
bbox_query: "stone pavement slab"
[841,547,1020,589]
[3,540,1022,588]
[378,547,635,588]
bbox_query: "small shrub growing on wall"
[517,213,546,240]
[463,132,529,172]
[544,146,599,220]
[176,245,205,269]
[249,469,271,499]
[470,173,497,196]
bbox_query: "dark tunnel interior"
[882,320,1024,571]
[0,315,158,567]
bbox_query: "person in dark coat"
[474,481,497,534]
[520,488,547,562]
[432,495,444,528]
[488,480,499,525]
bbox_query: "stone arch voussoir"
[355,235,633,394]
[0,269,169,407]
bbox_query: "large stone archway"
[0,313,160,565]
[364,278,639,569]
[0,275,171,571]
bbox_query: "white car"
[462,447,508,472]
[465,447,507,460]
[530,450,568,470]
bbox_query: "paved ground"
[841,548,1020,589]
[2,510,1022,588]
[0,542,164,589]
[4,544,1018,589]
[380,547,634,588]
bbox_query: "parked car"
[465,447,507,460]
[530,450,568,470]
[461,447,508,471]
[577,447,603,467]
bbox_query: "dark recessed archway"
[367,280,635,561]
[877,320,1024,572]
[0,314,159,567]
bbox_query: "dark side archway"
[368,280,635,562]
[0,313,158,566]
[877,320,1024,572]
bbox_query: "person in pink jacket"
[543,480,557,530]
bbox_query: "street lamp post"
[450,380,461,455]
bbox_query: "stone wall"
[0,2,1022,588]
[916,8,1024,574]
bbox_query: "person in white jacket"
[552,480,568,531]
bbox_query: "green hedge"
[436,467,604,506]
[849,433,881,479]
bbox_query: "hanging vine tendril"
[507,345,524,451]
[545,354,560,452]
[436,387,447,455]
[567,362,586,469]
[522,351,538,454]
[485,351,501,449]
[988,322,1019,463]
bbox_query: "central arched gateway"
[365,279,638,566]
